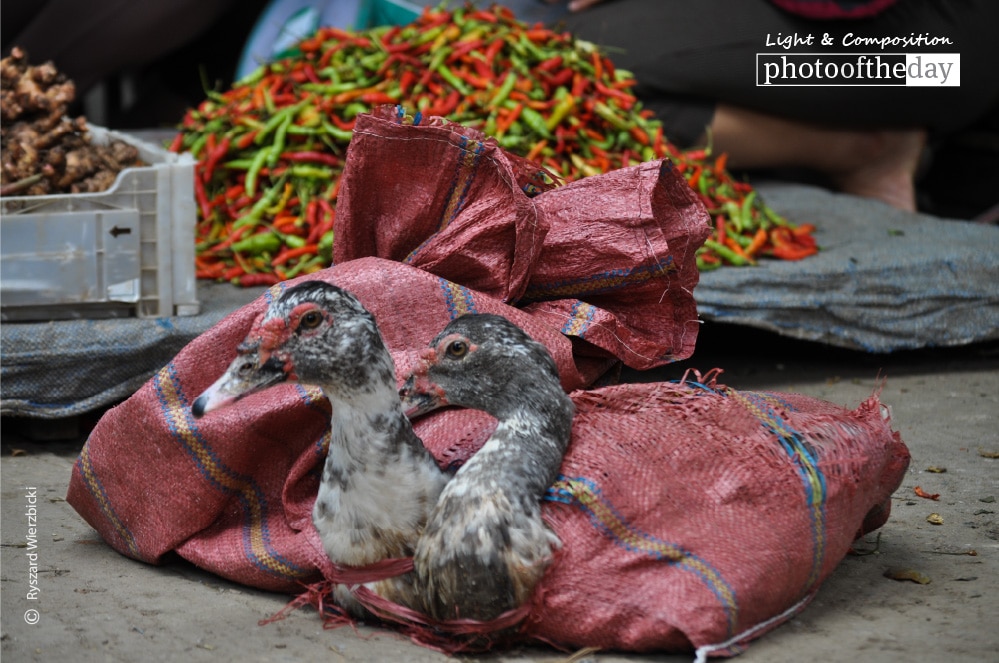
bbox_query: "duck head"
[192,281,393,417]
[400,313,569,421]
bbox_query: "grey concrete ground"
[2,324,997,663]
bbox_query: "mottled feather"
[401,314,574,621]
[193,281,449,615]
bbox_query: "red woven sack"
[395,374,909,656]
[67,110,908,656]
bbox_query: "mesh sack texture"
[67,109,909,655]
[401,374,909,656]
[67,107,708,590]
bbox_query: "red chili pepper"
[468,9,499,23]
[524,29,552,43]
[495,103,523,136]
[455,68,491,89]
[222,265,245,280]
[168,132,185,153]
[448,39,484,61]
[212,224,250,252]
[715,215,728,244]
[236,130,258,150]
[688,165,703,189]
[280,151,340,166]
[471,56,493,81]
[194,174,212,220]
[202,135,231,183]
[745,227,769,258]
[590,51,603,81]
[594,81,634,108]
[484,37,504,64]
[399,70,418,95]
[425,89,460,116]
[537,56,563,73]
[714,153,729,174]
[770,244,817,260]
[271,243,319,266]
[914,486,940,501]
[545,68,574,89]
[360,91,397,105]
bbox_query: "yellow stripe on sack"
[725,389,826,586]
[77,445,141,559]
[552,477,738,632]
[438,138,482,231]
[442,280,475,317]
[156,367,310,580]
[561,301,596,337]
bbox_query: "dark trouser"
[500,0,999,145]
[2,0,240,94]
[7,0,997,145]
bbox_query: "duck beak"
[192,352,290,418]
[399,373,448,419]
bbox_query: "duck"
[400,313,575,621]
[191,280,449,616]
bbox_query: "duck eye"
[445,340,468,358]
[299,310,323,330]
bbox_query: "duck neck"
[463,390,573,504]
[313,380,447,567]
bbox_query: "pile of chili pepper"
[171,3,817,286]
[674,150,819,270]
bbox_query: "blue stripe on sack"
[75,445,142,559]
[518,257,676,304]
[731,390,828,587]
[560,300,596,337]
[405,136,485,265]
[154,362,311,580]
[438,278,478,319]
[546,474,739,636]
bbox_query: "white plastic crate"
[1,126,200,321]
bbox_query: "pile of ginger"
[1,47,143,196]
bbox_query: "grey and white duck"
[192,281,449,616]
[400,313,575,621]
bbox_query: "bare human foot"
[827,129,926,213]
[710,104,926,212]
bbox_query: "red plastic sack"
[67,110,909,656]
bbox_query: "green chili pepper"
[739,190,758,230]
[435,63,471,96]
[234,175,288,229]
[284,253,324,278]
[593,102,632,132]
[267,114,293,168]
[545,89,575,131]
[288,165,335,179]
[490,73,517,108]
[244,145,273,198]
[256,99,309,145]
[321,122,354,143]
[703,239,752,266]
[318,230,334,263]
[283,233,307,249]
[231,232,282,255]
[427,47,451,73]
[519,106,552,139]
